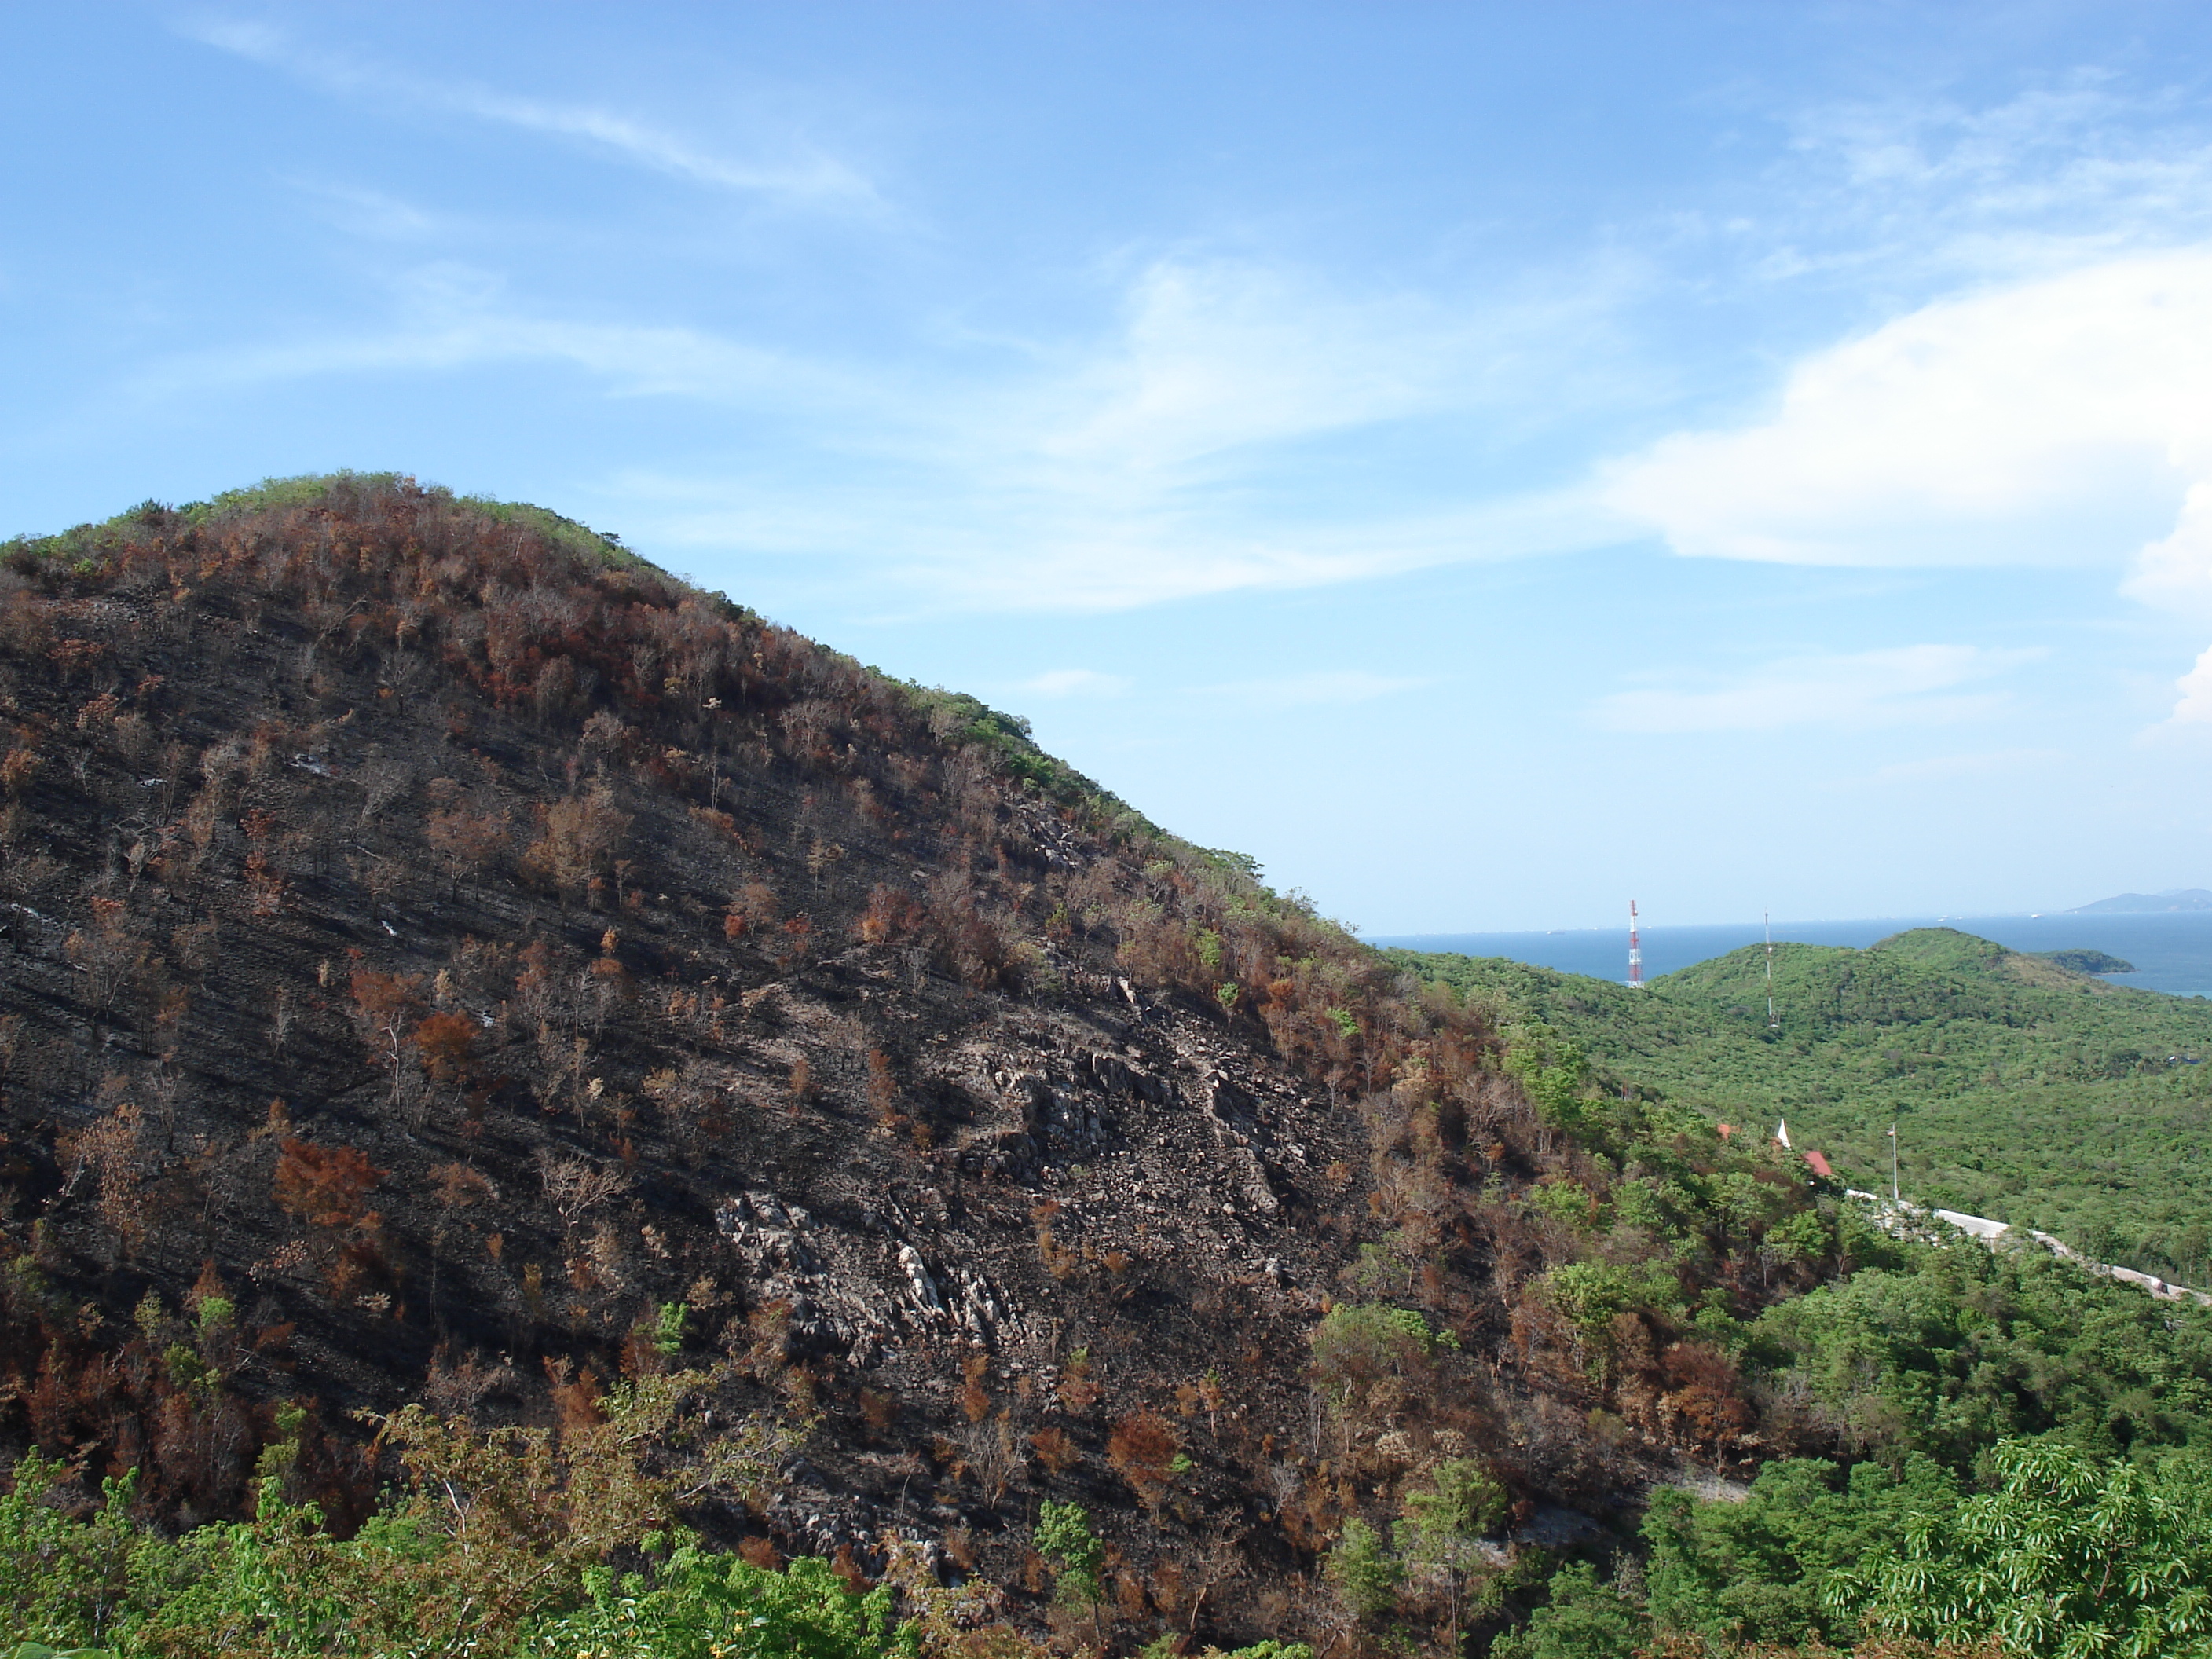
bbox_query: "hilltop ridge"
[0,474,1868,1653]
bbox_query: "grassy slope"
[1389,928,2212,1283]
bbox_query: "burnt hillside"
[0,476,1823,1651]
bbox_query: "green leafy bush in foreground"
[1503,1436,2212,1657]
[0,1485,917,1659]
[1,1388,1312,1659]
[525,1549,912,1659]
[0,1458,916,1659]
[1742,1237,2212,1470]
[0,1367,888,1659]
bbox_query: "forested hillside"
[1391,936,2212,1656]
[1391,931,2212,1287]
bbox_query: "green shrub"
[1634,1436,2212,1657]
[525,1548,914,1659]
[1325,1518,1401,1622]
[1309,1302,1459,1390]
[1489,1562,1648,1659]
[0,1370,802,1657]
[1032,1498,1104,1638]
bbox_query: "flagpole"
[1889,1126,1899,1204]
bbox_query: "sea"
[1371,911,2212,1000]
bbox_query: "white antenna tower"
[1628,899,1643,991]
[1764,910,1778,1028]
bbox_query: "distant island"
[2069,888,2212,913]
[2038,948,2136,974]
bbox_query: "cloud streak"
[627,252,1634,611]
[1866,747,2065,784]
[1195,670,1432,709]
[643,482,1623,613]
[1029,262,1481,478]
[141,309,830,404]
[1591,645,2040,734]
[1013,669,1129,698]
[132,262,865,408]
[183,17,875,207]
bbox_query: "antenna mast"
[1765,910,1778,1028]
[1628,899,1643,991]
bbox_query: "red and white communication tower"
[1628,899,1644,991]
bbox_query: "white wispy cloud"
[639,482,1621,613]
[1595,239,2212,723]
[1591,645,2041,734]
[1603,249,2212,570]
[1013,669,1129,698]
[1866,748,2066,784]
[1194,670,1431,709]
[181,17,875,207]
[2166,645,2212,725]
[133,262,862,408]
[285,180,441,240]
[624,251,1632,611]
[1731,77,2212,294]
[1554,80,2212,596]
[1027,261,1475,479]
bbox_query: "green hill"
[1389,928,2212,1284]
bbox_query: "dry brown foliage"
[1031,1425,1079,1473]
[1108,1408,1182,1512]
[523,788,630,897]
[273,1137,383,1229]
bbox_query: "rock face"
[0,481,1686,1646]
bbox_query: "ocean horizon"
[1372,910,2212,999]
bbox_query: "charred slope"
[0,478,1815,1647]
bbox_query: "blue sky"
[8,2,2212,932]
